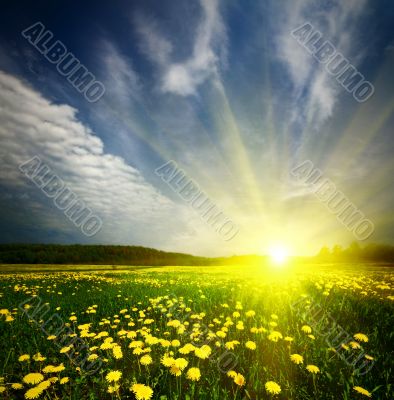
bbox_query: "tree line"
[0,243,393,265]
[316,242,394,263]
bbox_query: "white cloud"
[275,0,368,126]
[0,70,236,254]
[134,0,227,96]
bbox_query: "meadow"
[0,264,393,399]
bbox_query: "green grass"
[0,264,393,399]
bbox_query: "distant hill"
[0,243,393,266]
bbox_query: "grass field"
[0,264,393,399]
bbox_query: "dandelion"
[24,386,43,399]
[161,354,175,367]
[353,386,372,397]
[194,345,211,359]
[170,365,182,376]
[245,341,256,350]
[186,367,201,381]
[140,355,153,366]
[234,373,245,386]
[112,345,123,359]
[33,353,46,362]
[12,383,23,389]
[37,380,51,390]
[0,386,5,394]
[130,383,153,400]
[301,325,312,334]
[60,346,71,353]
[19,354,30,362]
[308,334,315,340]
[108,384,120,394]
[42,365,56,373]
[290,354,304,364]
[174,358,188,370]
[268,331,283,342]
[87,354,98,361]
[23,373,44,385]
[60,377,69,384]
[105,370,122,383]
[306,365,320,374]
[227,370,237,378]
[265,381,281,395]
[354,333,369,343]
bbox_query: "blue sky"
[0,0,393,256]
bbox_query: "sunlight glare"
[269,245,289,265]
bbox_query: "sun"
[268,245,289,265]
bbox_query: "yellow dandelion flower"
[306,365,320,374]
[60,346,71,354]
[140,355,153,365]
[0,386,5,394]
[37,380,51,390]
[245,341,256,350]
[234,374,245,386]
[174,358,188,370]
[105,370,122,383]
[194,345,211,359]
[290,354,304,364]
[186,367,201,381]
[12,383,23,390]
[353,386,372,397]
[24,386,43,399]
[268,331,283,342]
[161,355,175,367]
[265,381,281,395]
[227,370,237,378]
[301,325,312,334]
[354,333,369,343]
[42,365,56,374]
[112,345,123,359]
[130,383,153,400]
[23,373,44,385]
[169,365,182,376]
[59,377,69,385]
[19,354,30,362]
[107,384,120,394]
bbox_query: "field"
[0,264,393,399]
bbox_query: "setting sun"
[269,245,289,265]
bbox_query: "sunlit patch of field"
[0,264,393,399]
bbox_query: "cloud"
[0,70,238,254]
[0,70,180,241]
[275,0,368,126]
[134,0,227,96]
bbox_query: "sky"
[0,0,393,256]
